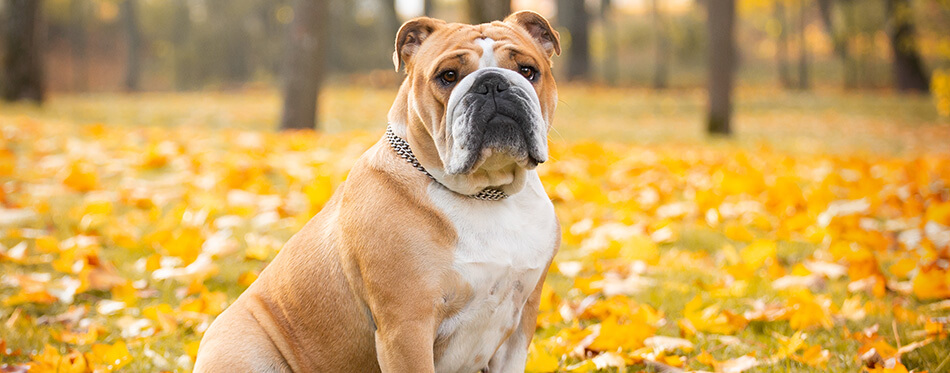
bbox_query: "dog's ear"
[504,11,561,58]
[393,17,446,72]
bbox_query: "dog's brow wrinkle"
[476,38,497,69]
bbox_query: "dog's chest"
[428,175,557,373]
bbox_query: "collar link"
[384,125,509,201]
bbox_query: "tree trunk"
[380,0,400,42]
[122,0,142,91]
[558,0,590,81]
[841,0,857,89]
[70,0,89,92]
[651,0,669,89]
[1,0,45,103]
[885,0,929,92]
[171,0,192,90]
[424,0,435,17]
[706,0,736,136]
[797,0,810,90]
[214,0,250,84]
[774,1,792,88]
[466,0,511,24]
[280,0,329,130]
[601,0,618,84]
[816,0,848,61]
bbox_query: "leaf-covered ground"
[1,87,949,372]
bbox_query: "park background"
[1,0,950,372]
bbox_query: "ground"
[0,86,949,372]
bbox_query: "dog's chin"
[472,147,540,172]
[446,148,542,196]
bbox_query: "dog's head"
[388,11,560,196]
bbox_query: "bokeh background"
[2,1,950,372]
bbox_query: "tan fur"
[195,11,560,373]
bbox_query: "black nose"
[472,72,510,95]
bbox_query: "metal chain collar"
[385,125,509,201]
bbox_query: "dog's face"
[390,11,560,195]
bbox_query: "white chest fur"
[428,171,558,373]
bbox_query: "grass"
[3,84,945,153]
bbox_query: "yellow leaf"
[88,340,132,372]
[865,361,911,373]
[696,349,718,366]
[62,161,99,192]
[658,353,684,367]
[682,296,748,335]
[564,360,597,372]
[525,342,559,373]
[245,244,271,261]
[925,201,950,225]
[588,318,655,352]
[180,291,228,316]
[3,288,57,306]
[143,304,178,332]
[238,270,259,287]
[0,148,15,177]
[740,239,777,269]
[185,340,201,362]
[772,331,806,360]
[792,344,829,368]
[35,236,60,253]
[888,258,917,279]
[913,265,950,300]
[59,350,88,373]
[163,227,203,264]
[145,254,162,272]
[724,221,755,242]
[110,282,138,307]
[787,291,833,330]
[27,344,63,373]
[53,326,99,345]
[619,234,659,264]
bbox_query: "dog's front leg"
[487,265,550,373]
[374,315,437,373]
[358,262,442,373]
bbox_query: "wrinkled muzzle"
[442,67,548,175]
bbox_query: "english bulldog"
[194,10,561,373]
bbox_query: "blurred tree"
[122,0,142,91]
[816,0,851,70]
[466,0,510,24]
[600,0,618,84]
[774,1,792,88]
[327,0,393,73]
[280,0,328,130]
[652,0,669,89]
[558,0,590,81]
[707,0,736,136]
[210,0,251,84]
[424,0,435,17]
[885,0,929,92]
[1,0,45,103]
[380,0,400,43]
[69,0,88,92]
[797,0,809,90]
[839,0,859,89]
[170,0,192,90]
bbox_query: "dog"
[194,10,561,373]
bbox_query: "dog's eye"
[439,70,458,85]
[518,66,538,82]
